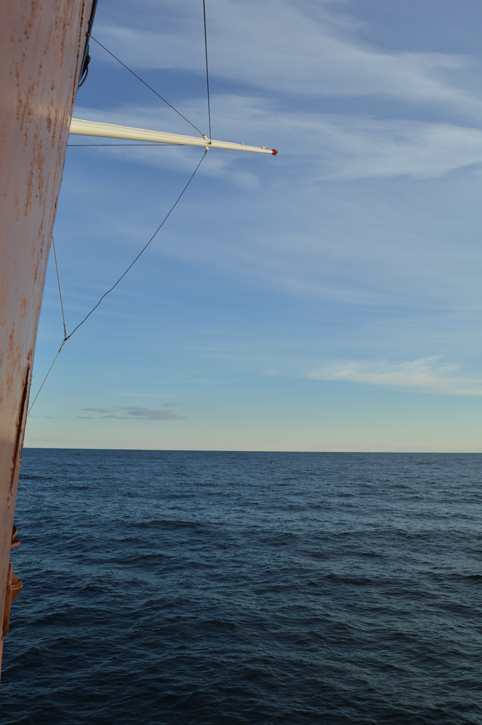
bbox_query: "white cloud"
[82,406,184,420]
[114,392,171,398]
[308,357,482,395]
[95,0,482,115]
[314,117,482,180]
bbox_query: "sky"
[24,0,482,451]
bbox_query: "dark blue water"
[1,450,482,724]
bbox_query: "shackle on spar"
[69,118,278,155]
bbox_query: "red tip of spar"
[272,149,278,156]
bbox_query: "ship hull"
[0,0,94,674]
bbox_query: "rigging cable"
[27,234,68,415]
[90,36,204,137]
[52,234,68,340]
[27,342,67,416]
[202,0,212,141]
[67,148,207,339]
[27,148,208,416]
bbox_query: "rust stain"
[22,0,40,41]
[19,296,28,319]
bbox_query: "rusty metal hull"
[0,0,94,674]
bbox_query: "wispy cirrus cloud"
[308,357,482,396]
[114,392,171,398]
[81,406,184,420]
[314,117,482,180]
[96,0,481,115]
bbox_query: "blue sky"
[25,0,482,451]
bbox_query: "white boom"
[70,119,278,155]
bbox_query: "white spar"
[70,119,278,155]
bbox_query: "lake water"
[1,450,482,724]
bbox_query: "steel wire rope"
[90,36,204,137]
[203,0,212,141]
[27,148,208,415]
[27,234,68,415]
[52,234,68,340]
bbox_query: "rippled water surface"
[1,450,482,724]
